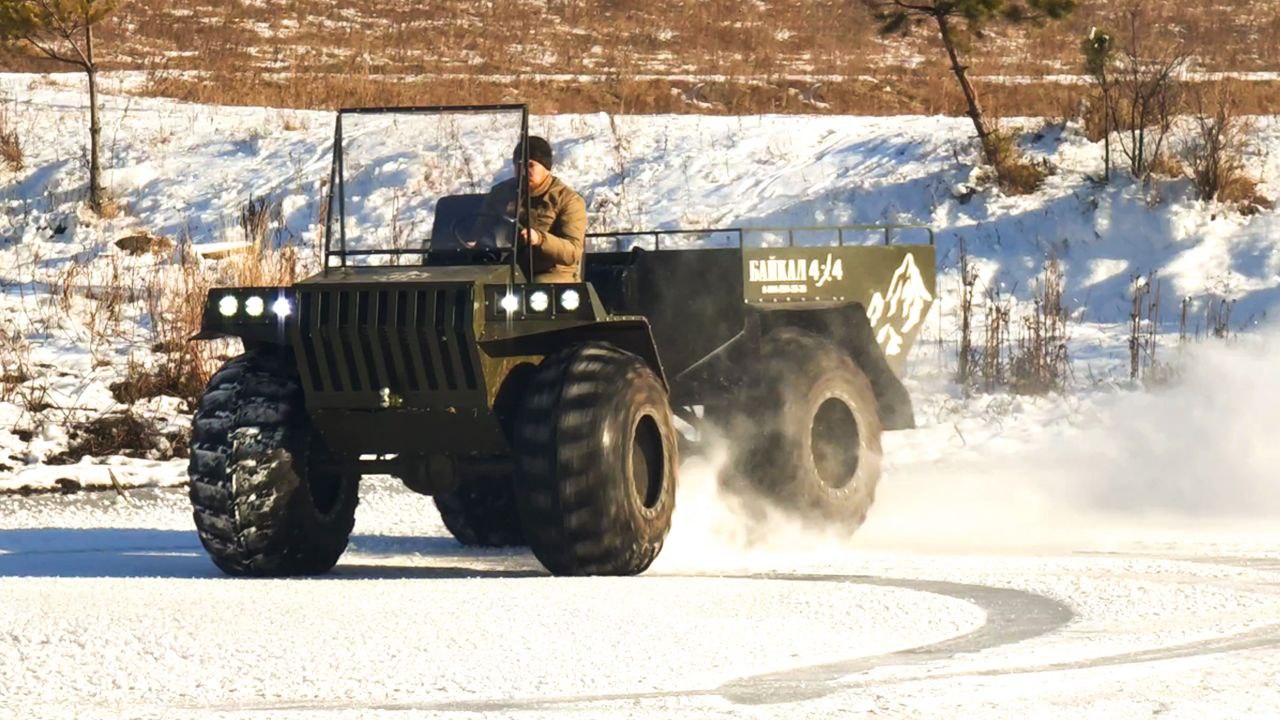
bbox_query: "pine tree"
[0,0,120,214]
[862,1,1076,177]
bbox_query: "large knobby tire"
[433,465,524,547]
[188,351,358,577]
[724,328,882,531]
[514,343,678,576]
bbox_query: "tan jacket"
[479,174,586,283]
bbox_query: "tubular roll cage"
[321,104,936,273]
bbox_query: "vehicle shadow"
[0,527,543,580]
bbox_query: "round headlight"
[218,295,238,317]
[500,293,520,314]
[244,296,265,317]
[559,289,581,312]
[528,290,550,313]
[271,296,293,318]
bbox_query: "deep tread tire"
[514,343,678,576]
[721,328,882,531]
[434,466,524,547]
[188,350,358,577]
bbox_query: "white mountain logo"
[867,253,933,357]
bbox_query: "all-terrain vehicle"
[187,104,936,577]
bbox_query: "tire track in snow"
[223,573,1073,713]
[226,555,1280,713]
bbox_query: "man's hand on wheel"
[519,228,544,247]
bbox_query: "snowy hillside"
[1,72,1278,485]
[4,73,1280,720]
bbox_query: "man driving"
[477,136,586,283]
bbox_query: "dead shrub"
[989,129,1047,196]
[1179,87,1273,214]
[1207,297,1234,339]
[50,412,183,463]
[1080,92,1110,144]
[239,194,283,250]
[1128,272,1161,381]
[110,355,206,407]
[1220,176,1273,216]
[0,328,32,403]
[134,239,303,410]
[0,104,21,173]
[97,198,124,219]
[1146,151,1184,179]
[980,289,1012,393]
[955,238,978,388]
[1010,257,1070,395]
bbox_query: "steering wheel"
[433,212,517,265]
[448,212,517,251]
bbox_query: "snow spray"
[658,330,1280,564]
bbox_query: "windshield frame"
[322,104,530,280]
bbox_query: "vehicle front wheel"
[187,350,358,577]
[513,343,678,576]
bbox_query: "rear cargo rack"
[585,224,936,252]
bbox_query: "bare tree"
[0,0,120,213]
[861,0,1076,172]
[1085,3,1187,183]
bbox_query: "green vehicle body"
[189,104,937,576]
[198,237,936,478]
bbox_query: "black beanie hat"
[514,136,553,171]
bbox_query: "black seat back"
[430,194,488,249]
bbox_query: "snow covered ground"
[1,73,1279,717]
[3,337,1279,717]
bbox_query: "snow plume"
[659,332,1280,565]
[656,434,874,571]
[859,331,1280,553]
[1069,333,1280,517]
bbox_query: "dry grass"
[2,1,1275,115]
[120,240,303,410]
[3,231,306,466]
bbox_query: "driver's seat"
[430,193,488,249]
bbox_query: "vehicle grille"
[295,286,480,396]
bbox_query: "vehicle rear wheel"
[434,464,524,547]
[719,328,882,531]
[187,350,358,577]
[513,343,678,576]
